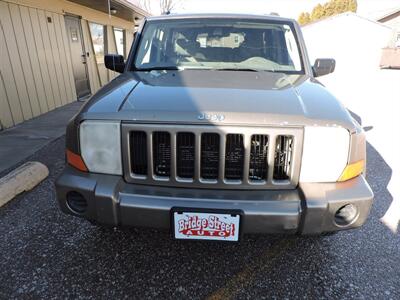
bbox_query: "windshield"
[134,18,304,73]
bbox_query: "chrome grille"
[122,124,303,190]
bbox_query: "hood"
[82,70,356,131]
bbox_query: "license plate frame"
[171,207,243,242]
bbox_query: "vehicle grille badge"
[197,113,225,122]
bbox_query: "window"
[134,19,304,73]
[89,22,106,64]
[284,25,302,71]
[70,28,78,42]
[113,28,125,57]
[136,28,165,65]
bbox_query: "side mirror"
[313,58,335,77]
[105,54,125,73]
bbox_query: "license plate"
[173,211,241,242]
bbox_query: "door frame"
[64,13,91,99]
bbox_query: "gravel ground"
[0,137,398,299]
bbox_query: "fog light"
[334,204,358,226]
[66,191,87,214]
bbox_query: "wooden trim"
[2,0,137,29]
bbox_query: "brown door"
[64,15,90,99]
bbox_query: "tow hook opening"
[66,191,87,214]
[334,204,358,227]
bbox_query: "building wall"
[0,0,138,130]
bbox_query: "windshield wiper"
[214,68,260,72]
[214,68,280,73]
[136,66,182,71]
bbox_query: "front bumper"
[55,166,374,234]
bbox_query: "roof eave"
[115,0,151,17]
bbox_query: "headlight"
[300,126,350,182]
[79,120,122,175]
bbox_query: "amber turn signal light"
[338,160,364,182]
[66,149,88,172]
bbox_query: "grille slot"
[201,133,220,179]
[177,132,195,178]
[130,131,147,175]
[249,135,269,181]
[153,132,171,177]
[225,134,244,180]
[273,135,293,180]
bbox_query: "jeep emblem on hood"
[197,113,225,122]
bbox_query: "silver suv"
[56,14,373,241]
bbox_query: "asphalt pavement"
[0,136,398,299]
